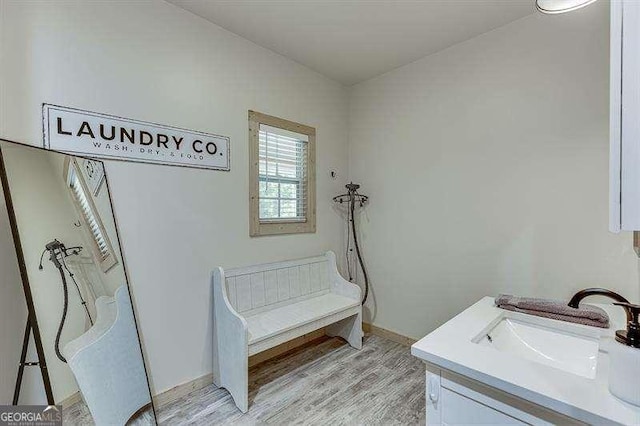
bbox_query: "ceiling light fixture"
[536,0,598,14]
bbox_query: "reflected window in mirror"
[65,158,117,273]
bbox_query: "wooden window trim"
[63,156,118,272]
[249,110,316,237]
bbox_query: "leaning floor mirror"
[0,139,156,425]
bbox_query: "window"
[259,124,308,221]
[249,111,316,236]
[65,157,118,272]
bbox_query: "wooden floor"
[61,401,155,425]
[65,334,426,425]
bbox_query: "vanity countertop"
[411,297,640,425]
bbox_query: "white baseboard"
[363,322,417,346]
[153,373,213,408]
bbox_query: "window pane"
[259,181,279,198]
[259,199,279,219]
[257,124,308,223]
[280,182,297,199]
[280,200,298,218]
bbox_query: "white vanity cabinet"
[424,366,583,426]
[413,298,640,425]
[610,0,640,232]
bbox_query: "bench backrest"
[223,254,331,316]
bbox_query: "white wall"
[0,0,349,396]
[348,1,640,339]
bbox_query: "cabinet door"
[611,0,640,231]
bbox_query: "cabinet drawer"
[441,388,525,425]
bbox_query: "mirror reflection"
[0,140,156,425]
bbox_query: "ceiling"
[167,0,535,86]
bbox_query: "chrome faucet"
[568,288,632,322]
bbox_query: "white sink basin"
[473,316,600,379]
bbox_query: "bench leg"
[212,317,249,412]
[227,367,248,413]
[213,353,248,413]
[326,312,363,350]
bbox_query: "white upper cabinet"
[611,0,640,232]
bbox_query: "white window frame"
[64,156,118,272]
[249,110,316,237]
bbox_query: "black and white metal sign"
[43,104,230,171]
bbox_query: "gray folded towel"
[495,294,610,328]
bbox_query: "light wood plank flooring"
[61,402,155,425]
[65,334,425,425]
[158,335,424,425]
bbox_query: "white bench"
[212,251,362,412]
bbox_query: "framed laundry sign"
[42,104,230,171]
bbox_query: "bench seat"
[212,251,362,412]
[246,293,361,354]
